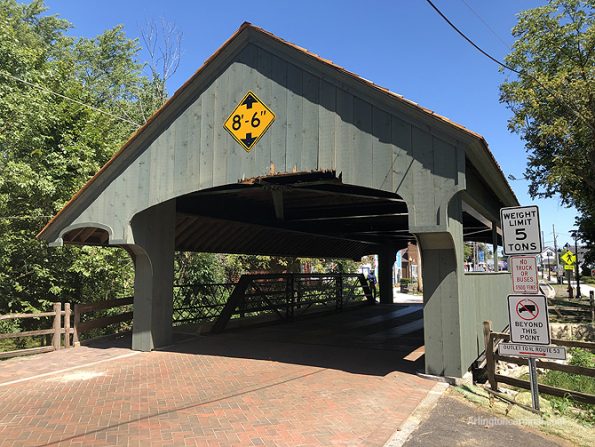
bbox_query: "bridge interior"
[184,303,425,376]
[60,170,503,365]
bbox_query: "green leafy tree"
[0,0,166,315]
[500,0,595,263]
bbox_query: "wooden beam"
[176,217,200,246]
[78,227,98,244]
[286,212,408,223]
[272,189,284,220]
[176,213,383,249]
[64,227,85,242]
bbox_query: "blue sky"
[44,0,579,247]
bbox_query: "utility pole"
[540,230,545,279]
[553,225,560,284]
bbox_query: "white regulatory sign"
[499,343,566,360]
[500,205,542,255]
[509,256,539,294]
[507,294,550,345]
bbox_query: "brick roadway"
[0,305,435,446]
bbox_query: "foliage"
[541,348,595,423]
[0,0,165,315]
[500,0,595,264]
[175,252,226,285]
[0,1,363,330]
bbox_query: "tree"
[0,0,167,314]
[499,0,595,263]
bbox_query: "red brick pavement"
[0,307,434,446]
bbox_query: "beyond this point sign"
[510,256,539,294]
[500,205,542,255]
[507,294,550,345]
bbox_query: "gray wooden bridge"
[37,23,517,377]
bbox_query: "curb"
[383,381,449,446]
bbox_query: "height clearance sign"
[500,205,542,255]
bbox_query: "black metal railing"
[211,273,373,333]
[172,283,235,325]
[172,273,373,330]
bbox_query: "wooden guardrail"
[0,303,72,359]
[548,293,595,322]
[73,297,133,346]
[483,321,595,405]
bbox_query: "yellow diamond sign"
[224,91,275,152]
[561,250,576,265]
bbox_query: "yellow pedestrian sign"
[560,250,576,266]
[224,91,275,152]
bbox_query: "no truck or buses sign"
[500,205,542,255]
[507,294,551,345]
[509,256,539,294]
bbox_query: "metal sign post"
[528,358,540,411]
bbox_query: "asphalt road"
[402,393,571,447]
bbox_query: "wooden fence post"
[590,291,594,322]
[52,302,61,351]
[483,320,497,391]
[64,303,71,348]
[73,304,81,347]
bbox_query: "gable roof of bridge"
[38,22,517,241]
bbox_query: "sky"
[44,0,580,248]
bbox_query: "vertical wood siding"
[69,43,462,242]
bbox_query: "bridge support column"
[378,251,395,304]
[417,230,464,378]
[128,200,176,351]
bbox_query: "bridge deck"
[0,304,433,446]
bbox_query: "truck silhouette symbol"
[519,304,536,314]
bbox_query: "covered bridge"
[38,23,517,378]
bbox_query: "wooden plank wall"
[461,272,512,370]
[68,42,462,243]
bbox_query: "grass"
[540,348,595,425]
[454,384,594,446]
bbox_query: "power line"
[424,0,594,132]
[0,70,141,127]
[459,0,510,50]
[425,0,518,73]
